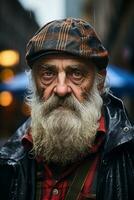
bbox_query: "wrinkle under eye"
[66,68,87,84]
[72,70,83,79]
[42,70,55,79]
[39,70,56,85]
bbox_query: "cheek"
[41,85,56,101]
[35,78,55,101]
[80,80,94,100]
[71,85,90,102]
[80,87,89,100]
[34,79,47,100]
[35,85,45,100]
[42,88,51,100]
[70,78,94,102]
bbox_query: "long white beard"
[30,81,103,165]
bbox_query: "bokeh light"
[1,69,14,82]
[0,91,13,106]
[0,50,20,67]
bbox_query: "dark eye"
[68,69,84,84]
[42,70,55,79]
[39,68,56,85]
[72,70,83,79]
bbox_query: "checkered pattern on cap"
[26,17,109,69]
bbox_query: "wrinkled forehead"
[31,54,96,71]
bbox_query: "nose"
[54,72,71,97]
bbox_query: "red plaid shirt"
[22,116,106,200]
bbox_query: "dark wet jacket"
[0,93,134,200]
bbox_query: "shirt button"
[52,188,59,195]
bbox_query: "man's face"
[30,55,104,164]
[32,55,96,103]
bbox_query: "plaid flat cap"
[26,17,109,69]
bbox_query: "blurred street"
[0,0,134,144]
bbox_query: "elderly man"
[0,18,134,200]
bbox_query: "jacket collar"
[103,93,134,154]
[0,118,31,162]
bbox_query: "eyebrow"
[65,65,90,74]
[66,64,84,69]
[37,63,90,74]
[39,64,57,71]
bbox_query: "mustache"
[39,94,82,116]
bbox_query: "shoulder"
[102,93,134,154]
[0,118,31,162]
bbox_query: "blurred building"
[83,0,134,122]
[0,0,39,144]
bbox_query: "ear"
[97,69,106,93]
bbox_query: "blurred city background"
[0,0,134,145]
